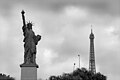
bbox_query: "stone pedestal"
[20,63,38,80]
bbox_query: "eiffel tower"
[89,27,96,74]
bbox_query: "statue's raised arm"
[21,10,26,26]
[21,10,27,36]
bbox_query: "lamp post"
[73,63,76,71]
[78,54,80,69]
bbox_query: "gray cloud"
[21,0,119,15]
[0,0,119,17]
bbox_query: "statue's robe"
[22,26,36,64]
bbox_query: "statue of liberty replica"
[20,10,41,80]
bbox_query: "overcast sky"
[0,0,119,80]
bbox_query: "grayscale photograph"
[0,0,119,80]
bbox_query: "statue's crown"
[27,21,33,26]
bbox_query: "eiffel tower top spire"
[90,25,94,39]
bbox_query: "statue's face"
[27,26,32,30]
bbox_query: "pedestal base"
[21,66,37,80]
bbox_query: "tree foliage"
[49,68,106,80]
[0,73,15,80]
